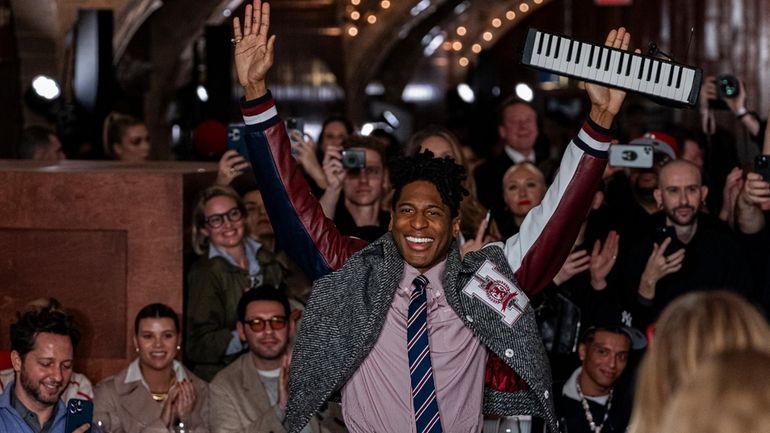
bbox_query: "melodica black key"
[521,28,702,107]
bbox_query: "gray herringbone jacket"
[286,236,557,433]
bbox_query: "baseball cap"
[582,306,647,350]
[630,131,679,161]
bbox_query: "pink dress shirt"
[341,259,488,433]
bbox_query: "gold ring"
[231,38,241,45]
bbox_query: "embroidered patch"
[462,260,529,327]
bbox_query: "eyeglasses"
[203,207,243,228]
[243,315,287,332]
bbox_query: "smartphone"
[285,118,305,147]
[654,226,683,256]
[65,398,93,433]
[755,155,770,183]
[227,123,248,158]
[609,144,654,168]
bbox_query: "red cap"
[630,131,679,160]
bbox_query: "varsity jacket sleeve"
[240,92,367,280]
[503,118,611,297]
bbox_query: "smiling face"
[502,165,547,219]
[133,317,179,372]
[237,300,291,370]
[578,330,630,395]
[200,195,246,250]
[654,161,708,227]
[390,180,460,273]
[12,332,73,410]
[114,124,151,161]
[499,103,538,154]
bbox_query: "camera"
[716,74,740,99]
[341,149,366,170]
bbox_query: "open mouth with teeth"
[405,235,434,250]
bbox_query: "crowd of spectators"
[6,3,770,433]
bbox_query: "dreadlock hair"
[390,149,468,218]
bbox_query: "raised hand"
[216,150,251,186]
[553,249,591,286]
[232,0,276,99]
[638,237,685,299]
[585,27,632,128]
[278,352,291,410]
[589,230,619,290]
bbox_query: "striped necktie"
[407,274,443,433]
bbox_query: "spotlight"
[196,85,209,102]
[515,83,534,102]
[32,75,61,100]
[457,83,475,103]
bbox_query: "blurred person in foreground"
[627,291,770,433]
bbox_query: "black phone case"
[654,226,683,256]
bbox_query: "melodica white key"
[521,28,702,108]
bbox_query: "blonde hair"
[502,161,546,189]
[191,185,247,255]
[628,291,770,433]
[660,349,770,433]
[102,112,144,158]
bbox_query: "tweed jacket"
[289,236,558,431]
[239,93,612,433]
[94,361,210,433]
[210,353,346,433]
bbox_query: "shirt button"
[544,390,550,399]
[504,348,514,358]
[466,315,474,323]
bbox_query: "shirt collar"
[209,238,263,282]
[562,366,609,405]
[504,146,536,163]
[10,382,59,433]
[125,359,188,389]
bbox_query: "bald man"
[616,160,752,326]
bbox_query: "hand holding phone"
[654,226,684,256]
[755,155,770,183]
[65,399,93,433]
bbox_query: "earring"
[176,345,181,351]
[135,347,139,353]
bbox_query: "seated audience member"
[660,349,770,433]
[102,112,151,161]
[0,298,93,403]
[187,185,284,380]
[628,291,770,433]
[94,304,209,432]
[405,127,492,246]
[0,305,88,433]
[210,287,344,433]
[232,4,632,430]
[18,126,66,161]
[555,311,646,433]
[319,135,390,241]
[617,159,751,327]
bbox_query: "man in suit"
[231,2,632,432]
[209,287,344,433]
[474,98,548,213]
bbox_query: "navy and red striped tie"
[407,275,443,433]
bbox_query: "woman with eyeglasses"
[186,185,284,381]
[94,303,209,432]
